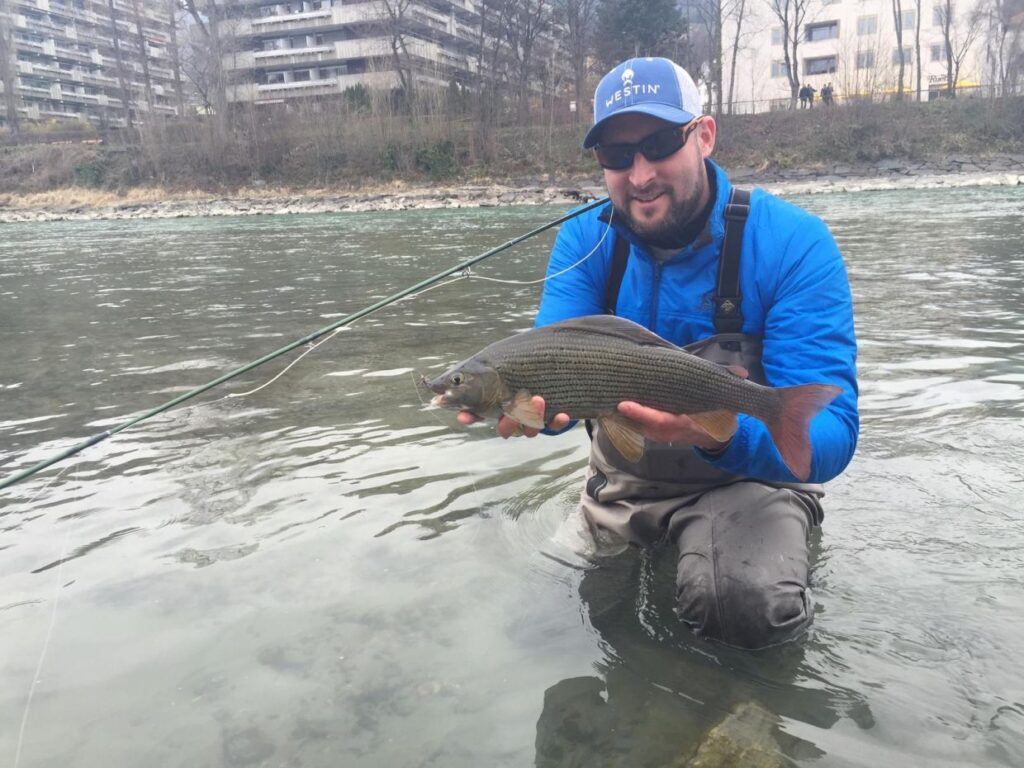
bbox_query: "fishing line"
[0,197,609,492]
[13,457,80,768]
[463,207,614,286]
[227,274,471,400]
[228,209,607,403]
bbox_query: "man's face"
[598,112,717,248]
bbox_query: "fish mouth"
[420,375,448,407]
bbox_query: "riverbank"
[1,154,1022,223]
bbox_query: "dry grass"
[0,179,434,210]
[3,187,213,209]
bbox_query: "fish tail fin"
[766,384,842,481]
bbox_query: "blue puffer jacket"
[534,160,859,484]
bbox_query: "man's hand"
[617,401,730,454]
[456,395,571,439]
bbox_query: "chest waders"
[579,190,824,648]
[585,189,823,514]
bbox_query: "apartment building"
[723,0,992,113]
[218,0,555,105]
[0,0,180,130]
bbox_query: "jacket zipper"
[650,261,663,330]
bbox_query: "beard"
[615,170,708,249]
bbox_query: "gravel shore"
[1,155,1021,223]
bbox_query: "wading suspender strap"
[714,188,751,334]
[604,233,631,314]
[602,188,751,324]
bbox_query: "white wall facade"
[722,0,991,113]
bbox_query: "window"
[267,72,285,84]
[806,21,839,41]
[892,46,912,65]
[856,50,875,68]
[857,15,877,34]
[293,69,311,81]
[771,27,784,45]
[804,55,837,75]
[770,60,788,78]
[930,43,948,61]
[899,9,916,30]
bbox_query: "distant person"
[457,57,859,649]
[822,83,834,106]
[798,85,809,109]
[807,84,817,108]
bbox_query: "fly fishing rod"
[0,197,610,493]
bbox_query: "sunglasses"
[593,120,702,171]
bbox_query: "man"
[798,84,809,108]
[462,57,858,650]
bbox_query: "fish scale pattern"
[477,327,780,422]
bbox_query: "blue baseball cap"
[583,57,704,149]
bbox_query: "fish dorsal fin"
[688,410,740,443]
[598,413,646,463]
[501,390,546,430]
[546,315,681,350]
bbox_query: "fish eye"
[450,373,464,386]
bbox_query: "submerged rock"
[683,701,784,768]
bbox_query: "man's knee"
[676,558,812,649]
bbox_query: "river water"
[1,186,1022,767]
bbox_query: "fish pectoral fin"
[688,410,739,443]
[725,365,749,379]
[502,391,547,430]
[598,414,646,464]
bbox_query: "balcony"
[228,70,396,103]
[61,89,103,104]
[257,77,343,98]
[332,36,395,60]
[53,45,94,64]
[254,45,334,66]
[250,7,332,34]
[81,70,117,87]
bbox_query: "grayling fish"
[424,315,841,481]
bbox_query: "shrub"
[73,158,107,187]
[414,140,456,180]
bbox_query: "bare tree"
[937,0,981,95]
[559,0,598,123]
[167,0,187,116]
[130,0,156,115]
[505,0,551,123]
[107,0,135,126]
[720,0,752,114]
[0,0,20,139]
[978,0,1024,95]
[891,0,906,99]
[181,0,230,145]
[692,0,726,114]
[914,0,923,99]
[380,0,416,102]
[767,0,813,107]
